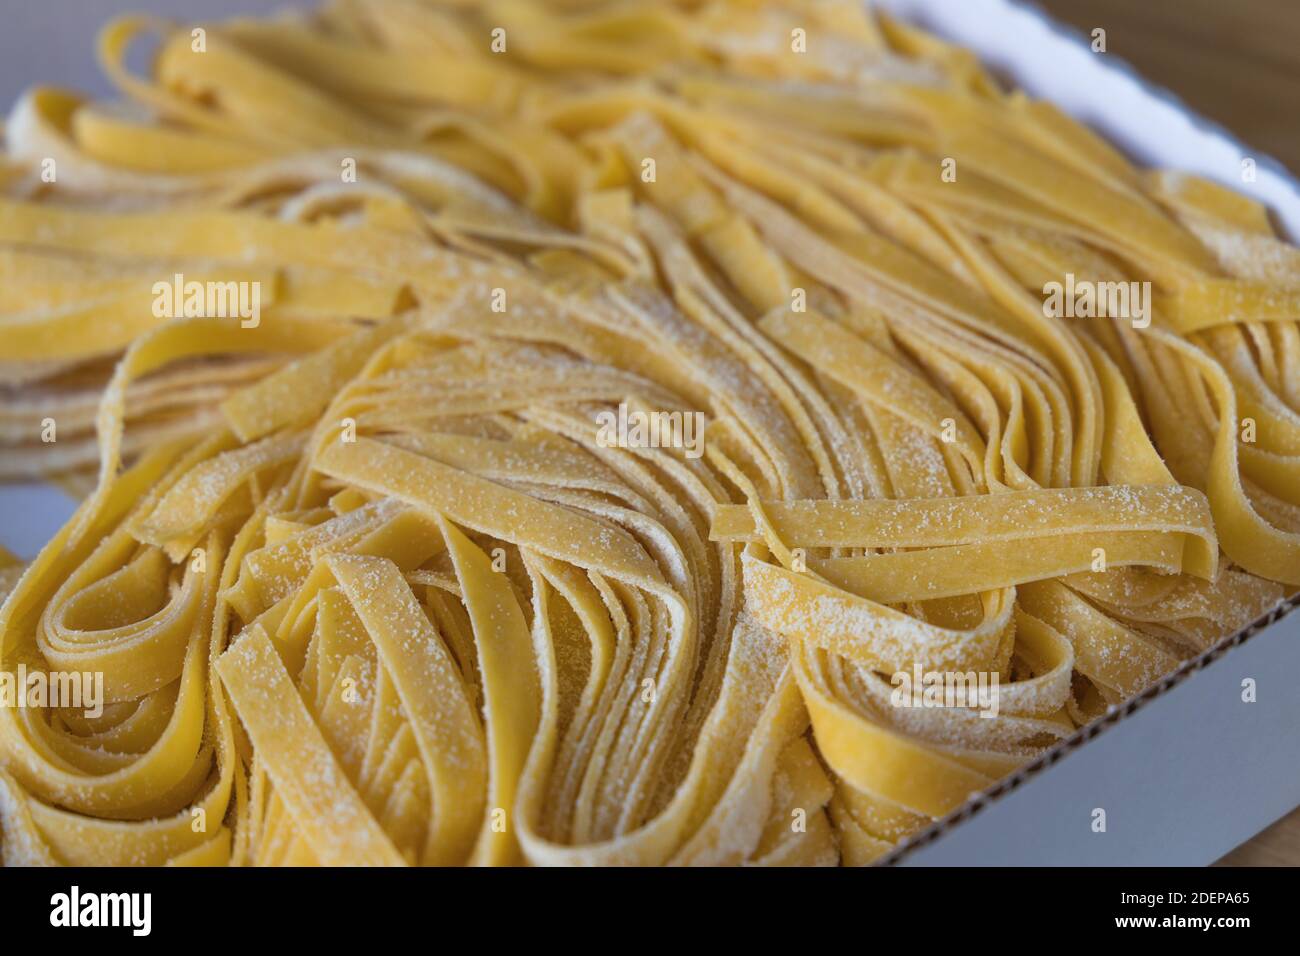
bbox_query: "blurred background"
[1038,0,1299,174]
[1,0,1297,176]
[0,0,1296,866]
[0,0,286,105]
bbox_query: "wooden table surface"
[1036,0,1300,174]
[1034,0,1300,867]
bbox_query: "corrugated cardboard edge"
[874,0,1300,865]
[881,594,1300,865]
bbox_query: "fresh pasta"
[1,0,1298,867]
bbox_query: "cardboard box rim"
[883,594,1300,865]
[874,0,1300,865]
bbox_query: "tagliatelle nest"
[0,0,1298,866]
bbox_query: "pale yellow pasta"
[0,0,1297,867]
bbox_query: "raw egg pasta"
[0,0,1297,867]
